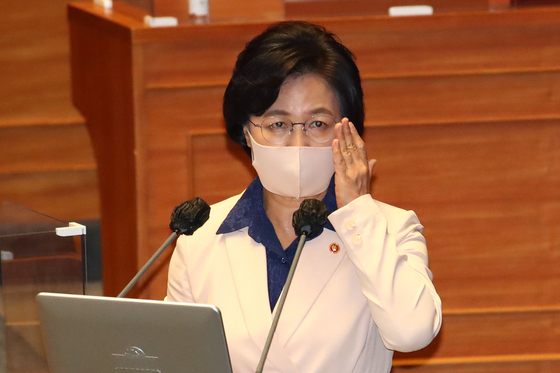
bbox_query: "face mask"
[247,131,335,198]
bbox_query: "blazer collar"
[224,228,345,372]
[217,177,337,237]
[219,177,341,372]
[224,231,301,373]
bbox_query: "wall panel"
[0,123,95,174]
[364,72,560,125]
[396,310,560,361]
[0,170,99,221]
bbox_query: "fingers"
[332,117,372,182]
[332,120,376,207]
[332,138,346,173]
[349,122,368,164]
[335,118,367,165]
[337,118,353,162]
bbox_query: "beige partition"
[68,3,560,370]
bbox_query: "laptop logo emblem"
[113,346,161,372]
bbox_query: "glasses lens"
[260,117,291,144]
[305,115,336,143]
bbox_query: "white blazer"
[167,193,442,373]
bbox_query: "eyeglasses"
[248,115,337,145]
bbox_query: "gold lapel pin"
[329,243,340,254]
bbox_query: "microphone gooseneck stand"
[117,197,210,298]
[117,232,179,298]
[255,228,309,373]
[255,199,328,373]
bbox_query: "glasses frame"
[248,115,337,145]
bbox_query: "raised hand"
[332,118,377,208]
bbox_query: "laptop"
[36,292,233,373]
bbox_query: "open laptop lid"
[37,292,233,373]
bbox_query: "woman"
[167,21,442,373]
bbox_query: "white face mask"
[247,131,335,198]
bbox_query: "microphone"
[292,199,329,239]
[255,199,328,373]
[117,197,210,298]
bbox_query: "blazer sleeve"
[166,236,195,303]
[328,194,443,353]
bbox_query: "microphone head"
[169,197,211,235]
[292,199,329,239]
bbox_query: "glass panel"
[0,201,87,373]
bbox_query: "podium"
[0,202,88,373]
[68,2,560,371]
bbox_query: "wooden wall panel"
[141,24,271,87]
[365,72,560,125]
[0,0,82,125]
[144,73,560,145]
[190,133,255,203]
[285,0,489,18]
[0,0,96,228]
[69,5,145,297]
[0,170,99,221]
[0,123,95,174]
[144,87,225,147]
[394,310,560,361]
[0,1,100,366]
[152,0,284,21]
[366,120,560,206]
[139,9,560,86]
[207,0,283,21]
[350,26,560,78]
[367,120,560,309]
[0,122,98,222]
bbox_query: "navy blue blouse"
[216,177,337,311]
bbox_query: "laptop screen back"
[37,292,233,373]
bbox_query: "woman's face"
[245,74,341,147]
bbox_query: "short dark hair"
[223,21,364,155]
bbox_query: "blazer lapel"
[225,230,302,373]
[273,229,346,346]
